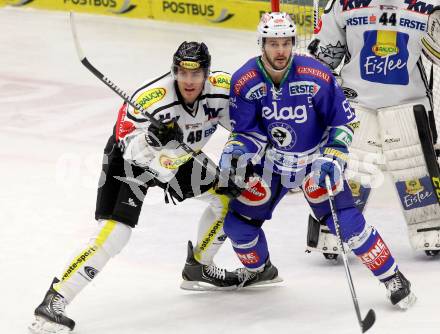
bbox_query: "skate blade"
[238,276,284,289]
[29,316,71,334]
[180,280,238,291]
[305,248,340,263]
[395,292,417,310]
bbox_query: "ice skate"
[180,240,240,291]
[29,278,75,334]
[323,253,339,262]
[425,249,439,257]
[237,258,283,288]
[384,270,417,310]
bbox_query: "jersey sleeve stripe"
[151,101,182,117]
[130,71,171,100]
[199,93,229,100]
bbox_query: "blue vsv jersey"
[229,55,356,175]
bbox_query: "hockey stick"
[414,104,440,203]
[69,12,223,185]
[271,0,279,12]
[313,0,320,31]
[325,175,376,333]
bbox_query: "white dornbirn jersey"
[311,0,439,109]
[115,71,231,182]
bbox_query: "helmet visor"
[172,66,207,84]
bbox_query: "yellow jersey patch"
[134,88,166,114]
[209,73,231,89]
[159,153,193,170]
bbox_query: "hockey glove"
[311,147,348,189]
[146,120,183,148]
[421,6,440,66]
[215,143,254,198]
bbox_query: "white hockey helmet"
[257,12,296,47]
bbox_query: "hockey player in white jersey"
[29,42,240,334]
[306,0,440,259]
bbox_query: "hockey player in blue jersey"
[216,12,416,309]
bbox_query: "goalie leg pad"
[345,103,385,212]
[378,102,440,252]
[347,181,372,212]
[306,215,341,255]
[306,203,365,257]
[306,215,320,248]
[53,219,132,302]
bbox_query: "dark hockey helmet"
[172,41,211,76]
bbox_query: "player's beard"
[262,50,292,73]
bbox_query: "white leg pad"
[378,102,440,251]
[310,224,341,255]
[345,103,386,188]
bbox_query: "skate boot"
[384,270,417,310]
[323,253,339,262]
[425,249,440,257]
[180,240,240,291]
[237,258,283,288]
[29,278,75,334]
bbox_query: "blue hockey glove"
[311,157,343,188]
[311,147,348,188]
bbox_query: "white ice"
[0,7,438,334]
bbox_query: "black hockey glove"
[215,157,254,198]
[146,120,183,147]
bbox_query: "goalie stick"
[69,12,225,188]
[414,104,440,203]
[325,176,376,333]
[413,104,440,256]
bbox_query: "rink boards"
[2,0,317,35]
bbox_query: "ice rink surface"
[0,7,439,334]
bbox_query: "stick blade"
[361,309,376,333]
